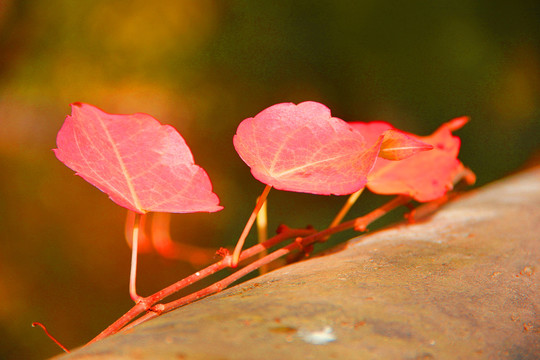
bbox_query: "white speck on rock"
[298,326,336,345]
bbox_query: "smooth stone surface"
[57,167,540,359]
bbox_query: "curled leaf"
[379,129,433,160]
[54,103,222,214]
[350,117,470,202]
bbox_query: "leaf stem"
[257,197,269,275]
[87,226,314,345]
[329,188,364,229]
[32,322,70,353]
[316,188,364,244]
[129,212,143,303]
[89,195,412,345]
[352,195,410,231]
[121,195,412,329]
[85,170,472,346]
[231,184,272,267]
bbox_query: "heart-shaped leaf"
[350,117,469,202]
[54,103,223,214]
[233,101,382,196]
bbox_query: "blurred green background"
[0,0,538,358]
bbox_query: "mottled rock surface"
[57,167,539,359]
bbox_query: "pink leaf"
[54,103,222,214]
[350,117,469,202]
[233,101,382,195]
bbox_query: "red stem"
[81,164,476,347]
[32,322,70,353]
[231,184,272,267]
[89,195,410,345]
[84,168,472,346]
[87,226,314,345]
[121,195,412,329]
[129,213,143,302]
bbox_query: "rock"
[56,167,540,359]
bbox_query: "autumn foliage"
[54,103,222,214]
[233,101,433,195]
[49,100,473,351]
[350,117,469,201]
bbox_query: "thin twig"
[129,212,143,302]
[32,322,70,353]
[231,184,272,266]
[123,195,412,329]
[257,197,269,275]
[329,188,364,229]
[88,170,473,346]
[87,226,315,344]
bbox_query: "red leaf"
[54,103,222,214]
[350,117,469,202]
[233,101,382,195]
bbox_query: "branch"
[87,226,315,344]
[121,195,412,330]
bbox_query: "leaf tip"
[445,116,470,132]
[69,102,87,114]
[379,130,434,161]
[207,204,224,213]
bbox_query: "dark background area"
[0,1,538,358]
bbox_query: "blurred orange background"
[1,1,538,358]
